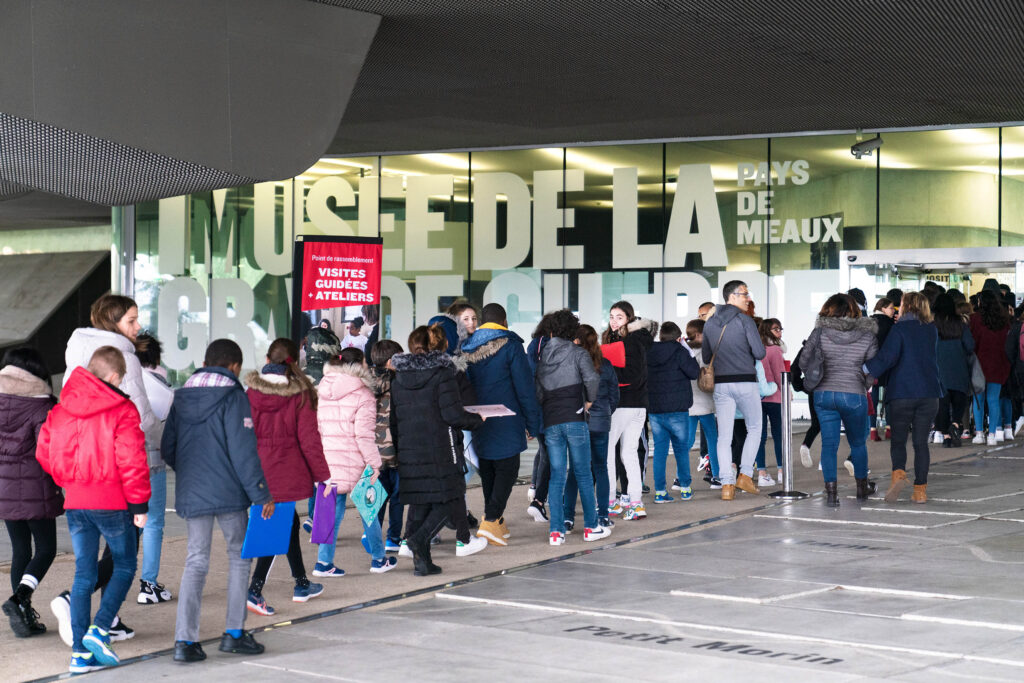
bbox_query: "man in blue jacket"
[459,303,543,546]
[161,339,273,663]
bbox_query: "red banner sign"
[300,239,382,312]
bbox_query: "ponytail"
[408,324,448,354]
[267,338,318,410]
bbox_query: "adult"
[390,325,485,575]
[932,293,974,448]
[1,348,60,637]
[968,289,1011,445]
[459,303,543,546]
[866,292,942,504]
[304,320,341,382]
[600,301,656,520]
[800,294,878,507]
[697,302,715,322]
[701,281,766,500]
[361,304,380,365]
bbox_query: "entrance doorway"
[839,247,1024,305]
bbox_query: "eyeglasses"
[771,327,783,332]
[733,291,750,299]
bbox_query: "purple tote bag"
[310,482,338,544]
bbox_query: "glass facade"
[126,125,1024,379]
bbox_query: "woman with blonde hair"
[866,291,942,504]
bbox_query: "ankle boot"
[949,423,962,447]
[824,481,839,507]
[409,537,442,576]
[856,478,876,500]
[884,469,908,503]
[911,483,928,504]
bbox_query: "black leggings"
[250,511,305,590]
[406,500,465,547]
[935,389,969,434]
[5,519,57,594]
[803,392,821,447]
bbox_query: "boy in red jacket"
[36,346,150,674]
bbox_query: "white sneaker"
[456,535,488,557]
[757,474,775,487]
[1015,416,1024,436]
[987,435,998,446]
[844,459,855,476]
[799,444,812,468]
[584,525,612,542]
[932,431,944,444]
[817,461,822,471]
[50,591,72,646]
[972,431,986,444]
[549,532,565,546]
[1004,427,1014,441]
[398,540,413,558]
[776,469,784,484]
[996,430,1006,442]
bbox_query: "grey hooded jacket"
[535,337,600,429]
[701,304,766,383]
[803,315,878,395]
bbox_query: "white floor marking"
[435,593,1024,668]
[901,613,1024,632]
[928,492,1024,503]
[243,661,368,681]
[752,513,972,529]
[862,508,976,517]
[745,578,973,601]
[668,585,835,604]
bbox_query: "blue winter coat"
[647,340,701,414]
[460,326,543,459]
[865,318,943,401]
[161,367,272,518]
[587,358,620,433]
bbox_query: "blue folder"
[241,501,295,559]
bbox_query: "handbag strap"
[707,322,729,369]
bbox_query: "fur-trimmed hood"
[0,366,51,398]
[460,325,523,355]
[627,317,660,336]
[390,350,454,372]
[815,315,878,334]
[319,362,377,401]
[460,335,509,364]
[244,370,306,397]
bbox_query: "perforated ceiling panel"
[319,0,1024,154]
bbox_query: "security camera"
[847,255,857,262]
[851,135,883,159]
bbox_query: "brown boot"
[721,484,736,501]
[884,469,908,503]
[735,473,760,495]
[911,484,927,504]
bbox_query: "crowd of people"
[2,276,1023,673]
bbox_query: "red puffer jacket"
[245,372,330,503]
[36,367,150,513]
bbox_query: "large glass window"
[1002,126,1024,247]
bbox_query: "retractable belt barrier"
[769,371,809,500]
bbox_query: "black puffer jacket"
[390,351,483,504]
[0,367,62,520]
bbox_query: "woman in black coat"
[390,324,484,576]
[0,348,61,638]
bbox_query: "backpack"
[800,328,826,392]
[791,344,806,393]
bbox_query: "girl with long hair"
[932,293,974,448]
[968,289,1012,445]
[755,318,786,487]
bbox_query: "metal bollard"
[769,371,809,500]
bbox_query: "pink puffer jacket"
[317,363,380,493]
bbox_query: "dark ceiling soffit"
[0,0,380,205]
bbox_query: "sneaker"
[931,431,943,444]
[963,429,972,440]
[996,430,1006,443]
[312,562,346,577]
[607,499,623,516]
[1004,427,1014,441]
[777,469,784,484]
[137,579,172,604]
[302,517,313,534]
[385,539,401,554]
[293,580,324,603]
[653,491,674,504]
[972,431,986,444]
[697,455,709,472]
[564,520,574,534]
[50,591,72,646]
[679,486,693,500]
[527,500,548,522]
[398,540,413,558]
[3,595,45,638]
[370,556,398,574]
[584,525,611,542]
[498,517,512,539]
[1015,416,1024,436]
[844,459,855,477]
[477,519,509,546]
[455,535,488,557]
[671,477,682,491]
[598,516,614,528]
[708,477,722,490]
[83,624,119,667]
[108,615,134,642]
[624,503,647,520]
[757,474,775,487]
[246,591,275,616]
[549,531,565,546]
[885,426,892,439]
[219,631,265,655]
[642,484,651,494]
[69,651,105,674]
[174,641,207,662]
[988,434,998,446]
[799,444,812,468]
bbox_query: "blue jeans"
[756,402,783,470]
[545,422,596,533]
[564,430,610,521]
[815,391,869,483]
[140,468,166,583]
[376,468,404,544]
[973,383,1004,434]
[649,412,691,491]
[67,509,137,651]
[317,493,385,565]
[683,414,718,477]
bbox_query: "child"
[315,348,397,575]
[162,339,274,663]
[245,338,330,615]
[36,346,150,674]
[370,340,405,553]
[683,320,721,488]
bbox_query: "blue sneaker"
[69,651,105,674]
[385,539,401,553]
[312,561,345,577]
[653,491,674,504]
[293,580,324,603]
[82,625,120,667]
[360,534,370,553]
[370,556,398,574]
[679,486,693,500]
[302,517,313,534]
